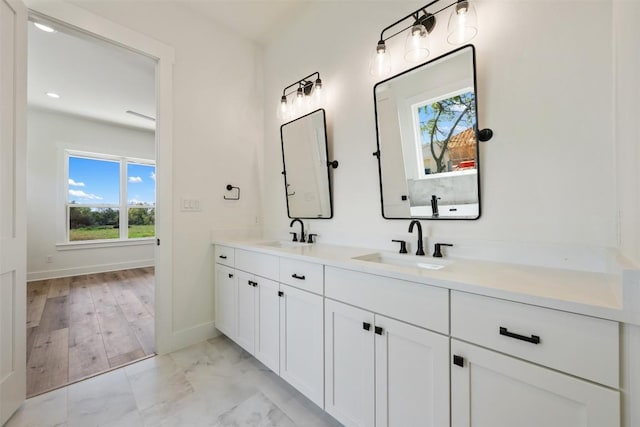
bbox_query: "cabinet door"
[325,299,375,427]
[214,265,237,339]
[375,315,450,427]
[254,277,280,373]
[451,339,620,427]
[279,284,324,408]
[235,270,255,354]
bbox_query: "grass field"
[70,225,155,241]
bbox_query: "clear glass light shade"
[313,83,323,106]
[369,42,392,77]
[447,1,478,45]
[277,97,291,122]
[404,24,430,62]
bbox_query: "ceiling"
[27,1,309,131]
[27,19,157,131]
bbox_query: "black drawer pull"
[278,291,284,297]
[291,274,306,280]
[362,322,371,331]
[374,326,384,335]
[219,255,227,259]
[248,280,253,286]
[228,274,233,278]
[499,327,540,344]
[453,355,464,367]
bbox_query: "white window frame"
[64,150,156,244]
[411,86,475,180]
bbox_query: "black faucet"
[408,220,425,256]
[433,243,453,258]
[290,218,305,243]
[431,195,440,218]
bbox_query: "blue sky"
[68,156,156,206]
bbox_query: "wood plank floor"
[26,267,155,397]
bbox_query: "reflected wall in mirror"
[374,45,481,219]
[281,109,333,218]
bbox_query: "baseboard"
[156,321,220,355]
[27,259,155,281]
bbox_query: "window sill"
[56,238,155,251]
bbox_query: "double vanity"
[213,238,638,427]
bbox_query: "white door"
[374,315,450,427]
[214,265,237,339]
[325,299,375,427]
[254,277,279,373]
[279,284,323,408]
[0,0,27,423]
[235,270,255,354]
[451,339,620,427]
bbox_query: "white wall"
[614,0,640,266]
[27,107,155,280]
[263,1,621,270]
[67,1,264,336]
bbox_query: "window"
[412,88,477,179]
[66,152,156,242]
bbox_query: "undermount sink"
[259,240,311,249]
[352,252,453,270]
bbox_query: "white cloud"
[150,172,156,181]
[129,199,153,206]
[69,189,103,200]
[129,176,143,183]
[68,178,85,187]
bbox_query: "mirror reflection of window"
[413,89,477,178]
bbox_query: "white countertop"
[212,239,640,325]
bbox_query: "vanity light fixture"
[370,0,478,77]
[278,72,323,122]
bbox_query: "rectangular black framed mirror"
[280,108,333,219]
[373,45,482,220]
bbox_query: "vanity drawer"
[279,257,323,295]
[215,245,235,267]
[235,249,278,280]
[451,291,619,388]
[325,267,448,334]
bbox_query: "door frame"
[25,0,175,354]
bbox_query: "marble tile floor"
[5,335,342,427]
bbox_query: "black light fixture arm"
[282,71,321,97]
[378,0,461,43]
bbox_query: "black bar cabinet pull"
[248,280,253,286]
[228,274,233,278]
[362,322,371,331]
[453,355,464,367]
[291,274,306,280]
[374,326,384,335]
[499,327,541,344]
[219,255,227,259]
[278,291,284,297]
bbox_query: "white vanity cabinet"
[214,264,237,339]
[450,291,621,427]
[234,269,280,373]
[324,267,450,427]
[214,247,325,406]
[279,284,324,408]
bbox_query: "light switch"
[181,198,201,212]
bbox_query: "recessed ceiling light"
[46,92,60,99]
[33,22,56,33]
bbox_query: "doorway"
[25,15,158,396]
